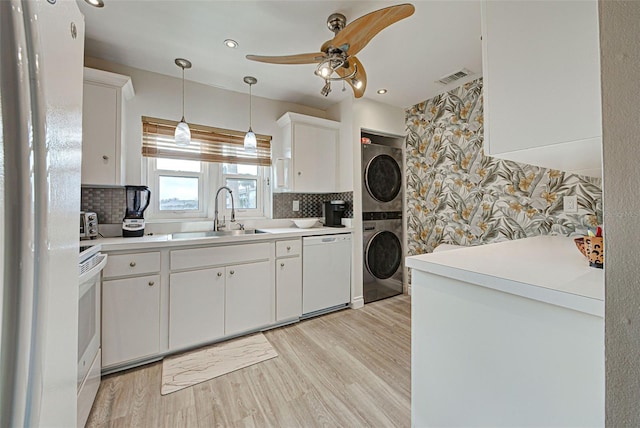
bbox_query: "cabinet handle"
[129,262,136,267]
[286,246,291,251]
[217,272,222,277]
[280,263,285,267]
[102,155,109,160]
[229,270,235,275]
[148,281,154,286]
[297,171,302,176]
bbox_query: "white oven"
[78,245,107,427]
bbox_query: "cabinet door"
[102,275,160,367]
[292,123,337,192]
[481,0,601,176]
[276,256,302,322]
[169,268,225,350]
[225,261,273,336]
[82,82,119,185]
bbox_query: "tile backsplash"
[81,186,125,224]
[81,186,353,224]
[272,192,353,219]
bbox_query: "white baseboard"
[350,296,365,309]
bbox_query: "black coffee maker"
[323,200,346,227]
[122,185,151,237]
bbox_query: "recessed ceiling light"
[84,0,104,8]
[224,39,238,49]
[377,89,388,95]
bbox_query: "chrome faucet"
[214,186,235,231]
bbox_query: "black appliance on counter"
[122,185,151,237]
[323,200,346,227]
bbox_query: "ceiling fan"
[246,3,415,98]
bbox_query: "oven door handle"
[79,253,108,285]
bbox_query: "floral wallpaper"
[406,78,602,255]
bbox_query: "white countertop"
[406,236,604,317]
[89,226,353,252]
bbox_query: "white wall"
[599,2,640,425]
[84,57,327,184]
[354,98,406,137]
[326,97,354,192]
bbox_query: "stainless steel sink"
[170,229,267,240]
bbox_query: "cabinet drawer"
[171,242,270,271]
[276,239,301,257]
[103,252,160,278]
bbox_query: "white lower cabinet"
[225,260,273,336]
[169,268,225,350]
[101,235,351,373]
[168,243,273,351]
[169,260,272,350]
[102,274,160,367]
[275,239,302,322]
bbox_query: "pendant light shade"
[244,129,257,151]
[243,76,258,152]
[175,119,191,147]
[174,58,192,147]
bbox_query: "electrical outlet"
[292,200,300,212]
[563,195,578,213]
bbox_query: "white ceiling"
[77,0,482,110]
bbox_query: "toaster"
[80,211,99,240]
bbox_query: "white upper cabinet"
[481,0,602,177]
[82,67,134,185]
[275,112,340,193]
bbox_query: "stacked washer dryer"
[362,134,404,303]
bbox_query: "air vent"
[436,68,472,85]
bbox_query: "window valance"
[141,116,272,166]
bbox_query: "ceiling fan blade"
[321,3,415,55]
[246,52,326,65]
[336,56,367,98]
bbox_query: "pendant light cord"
[249,83,253,131]
[181,67,185,121]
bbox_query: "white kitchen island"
[406,236,604,427]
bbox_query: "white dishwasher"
[302,233,351,316]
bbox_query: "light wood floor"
[86,295,411,428]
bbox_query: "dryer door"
[365,230,402,280]
[364,154,402,203]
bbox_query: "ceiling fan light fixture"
[224,39,238,49]
[320,66,332,78]
[246,4,415,99]
[243,76,258,152]
[174,58,192,147]
[84,0,104,8]
[320,81,332,97]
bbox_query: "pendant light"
[243,76,258,152]
[174,58,192,147]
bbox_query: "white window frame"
[220,165,270,220]
[145,158,270,222]
[145,157,209,220]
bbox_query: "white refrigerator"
[0,0,85,426]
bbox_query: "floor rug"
[161,333,278,395]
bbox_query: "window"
[221,164,267,218]
[141,117,272,221]
[147,158,208,219]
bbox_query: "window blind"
[141,116,272,166]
